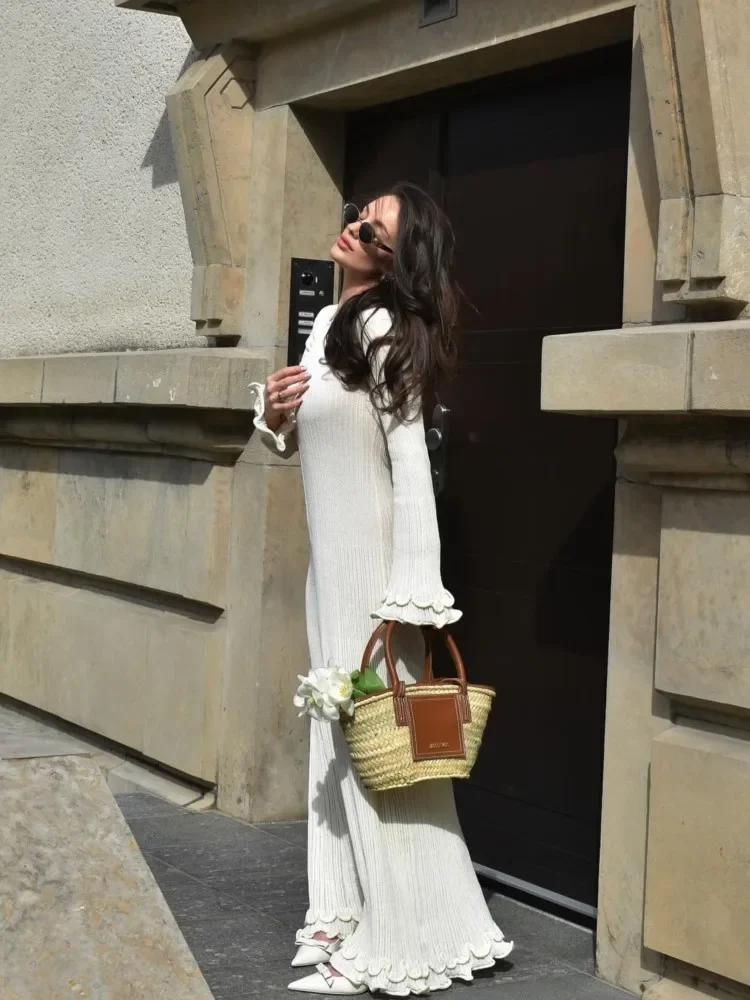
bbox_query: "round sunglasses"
[342,203,394,254]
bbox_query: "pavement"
[119,792,631,1000]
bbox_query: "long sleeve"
[372,403,462,628]
[248,382,298,458]
[356,304,461,629]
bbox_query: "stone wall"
[0,1,200,355]
[0,348,312,820]
[541,8,750,995]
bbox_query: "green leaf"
[352,666,387,698]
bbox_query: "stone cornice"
[541,321,750,417]
[0,349,263,410]
[0,404,253,463]
[116,0,388,42]
[0,349,268,462]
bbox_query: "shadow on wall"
[141,46,201,188]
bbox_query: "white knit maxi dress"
[251,305,513,996]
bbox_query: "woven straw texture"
[343,684,495,792]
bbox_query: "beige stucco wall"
[0,2,201,355]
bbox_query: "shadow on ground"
[119,793,627,1000]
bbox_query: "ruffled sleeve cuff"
[249,382,296,455]
[371,588,462,629]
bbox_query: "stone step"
[0,710,214,999]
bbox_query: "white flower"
[326,666,354,708]
[293,662,355,722]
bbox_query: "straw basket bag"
[342,620,495,792]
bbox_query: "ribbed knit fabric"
[250,305,513,995]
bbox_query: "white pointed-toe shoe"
[291,938,342,968]
[288,963,367,995]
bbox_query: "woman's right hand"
[263,365,311,432]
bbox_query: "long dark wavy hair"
[325,182,459,419]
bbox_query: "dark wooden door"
[345,44,631,909]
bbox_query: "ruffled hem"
[331,931,514,996]
[296,909,360,945]
[372,589,462,629]
[248,381,295,454]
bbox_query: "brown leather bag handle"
[360,621,468,693]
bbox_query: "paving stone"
[144,855,251,923]
[202,866,310,914]
[116,791,189,820]
[487,893,595,975]
[181,912,291,966]
[200,958,295,1000]
[265,905,307,940]
[148,830,306,877]
[255,819,307,849]
[450,971,631,1000]
[127,809,267,853]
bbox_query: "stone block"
[44,587,150,750]
[0,445,59,564]
[251,464,311,820]
[656,490,750,710]
[252,0,634,109]
[167,44,255,337]
[242,105,344,349]
[644,726,750,987]
[622,27,685,326]
[656,198,691,284]
[217,461,266,819]
[188,350,260,412]
[42,354,117,404]
[0,358,44,404]
[0,350,267,412]
[142,619,224,782]
[692,324,750,412]
[183,0,384,49]
[0,565,223,781]
[0,576,51,708]
[114,349,264,410]
[218,460,309,821]
[53,450,231,608]
[541,327,691,414]
[0,753,213,998]
[115,352,193,406]
[596,481,671,995]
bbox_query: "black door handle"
[427,404,450,496]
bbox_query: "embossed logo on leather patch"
[407,693,466,761]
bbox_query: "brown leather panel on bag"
[361,621,482,763]
[406,693,467,761]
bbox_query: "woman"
[250,182,513,996]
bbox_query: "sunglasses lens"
[358,221,374,245]
[343,203,359,225]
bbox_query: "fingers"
[267,368,310,392]
[271,366,307,381]
[265,366,311,415]
[272,384,310,411]
[276,373,311,393]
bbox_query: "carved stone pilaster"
[166,43,256,341]
[639,0,750,315]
